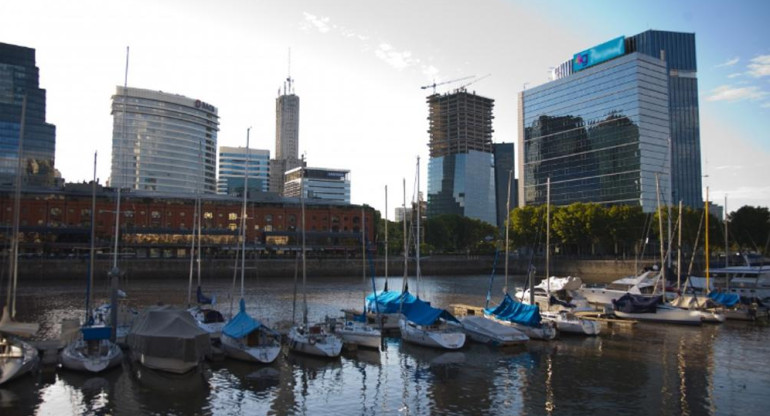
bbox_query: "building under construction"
[426,90,497,225]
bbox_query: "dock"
[450,303,637,327]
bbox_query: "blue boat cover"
[708,291,740,307]
[81,325,112,341]
[484,293,542,327]
[612,293,662,313]
[365,290,417,314]
[401,297,459,326]
[197,286,214,305]
[222,299,275,338]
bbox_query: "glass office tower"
[0,42,56,187]
[493,142,515,230]
[111,87,219,194]
[519,52,671,212]
[426,91,497,225]
[217,146,270,195]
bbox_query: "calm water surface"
[1,273,768,415]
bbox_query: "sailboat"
[483,173,557,341]
[220,128,281,364]
[365,183,415,330]
[287,159,343,358]
[337,206,382,349]
[398,157,466,350]
[60,152,123,373]
[187,164,226,338]
[0,94,40,385]
[519,178,600,336]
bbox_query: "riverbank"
[19,255,653,284]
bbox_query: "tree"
[729,206,770,254]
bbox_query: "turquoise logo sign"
[573,36,625,72]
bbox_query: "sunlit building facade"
[217,146,270,195]
[110,87,218,194]
[0,42,56,187]
[284,167,350,204]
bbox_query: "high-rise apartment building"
[217,146,270,195]
[426,91,496,225]
[110,87,219,194]
[0,42,56,187]
[526,30,702,210]
[269,77,301,195]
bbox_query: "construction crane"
[457,73,491,91]
[420,75,475,94]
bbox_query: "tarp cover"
[708,291,740,307]
[612,293,662,313]
[127,305,211,362]
[485,294,542,327]
[365,290,416,314]
[401,297,459,326]
[223,299,275,339]
[535,276,583,292]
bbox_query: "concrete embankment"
[19,256,649,284]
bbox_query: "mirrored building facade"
[110,87,219,194]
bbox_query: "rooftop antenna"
[284,48,294,95]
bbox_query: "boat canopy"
[708,291,740,307]
[612,293,662,314]
[401,297,459,326]
[223,299,277,339]
[485,293,542,327]
[365,290,416,314]
[127,305,211,362]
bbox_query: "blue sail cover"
[484,293,542,327]
[612,293,662,313]
[197,286,213,305]
[401,297,459,325]
[708,291,740,307]
[223,299,274,338]
[365,290,417,314]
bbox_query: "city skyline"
[2,0,768,219]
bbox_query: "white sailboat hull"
[541,311,601,335]
[399,319,465,350]
[221,334,281,364]
[484,314,558,341]
[367,312,401,330]
[60,339,123,373]
[460,316,528,346]
[614,305,703,325]
[0,337,39,385]
[288,326,343,358]
[337,322,382,349]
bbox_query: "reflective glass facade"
[519,53,671,212]
[628,30,702,208]
[493,142,516,229]
[427,150,496,225]
[0,43,56,187]
[217,146,270,195]
[111,87,218,194]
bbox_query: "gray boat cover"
[127,305,211,362]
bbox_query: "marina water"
[2,274,768,415]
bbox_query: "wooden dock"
[449,303,637,328]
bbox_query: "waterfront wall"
[19,256,656,284]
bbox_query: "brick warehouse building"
[0,184,375,259]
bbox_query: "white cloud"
[302,12,331,33]
[747,55,770,77]
[727,73,742,79]
[705,85,767,102]
[374,43,419,71]
[716,57,739,68]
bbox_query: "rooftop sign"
[572,36,625,72]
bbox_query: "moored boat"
[460,315,528,347]
[612,294,702,325]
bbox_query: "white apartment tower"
[269,76,302,195]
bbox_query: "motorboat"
[540,310,601,335]
[612,294,702,325]
[221,299,281,364]
[578,270,663,308]
[127,306,211,374]
[688,264,770,303]
[669,295,726,323]
[517,276,601,335]
[460,315,528,346]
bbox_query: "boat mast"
[384,185,388,290]
[87,151,97,321]
[705,187,710,294]
[504,169,512,295]
[6,94,26,319]
[545,177,551,308]
[402,178,407,293]
[301,157,308,326]
[677,200,682,292]
[415,157,421,299]
[240,128,250,300]
[724,194,729,290]
[655,173,666,301]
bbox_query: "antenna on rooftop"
[284,47,294,95]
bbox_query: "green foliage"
[728,206,770,254]
[423,214,497,254]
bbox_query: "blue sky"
[2,0,768,217]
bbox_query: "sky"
[2,0,769,219]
